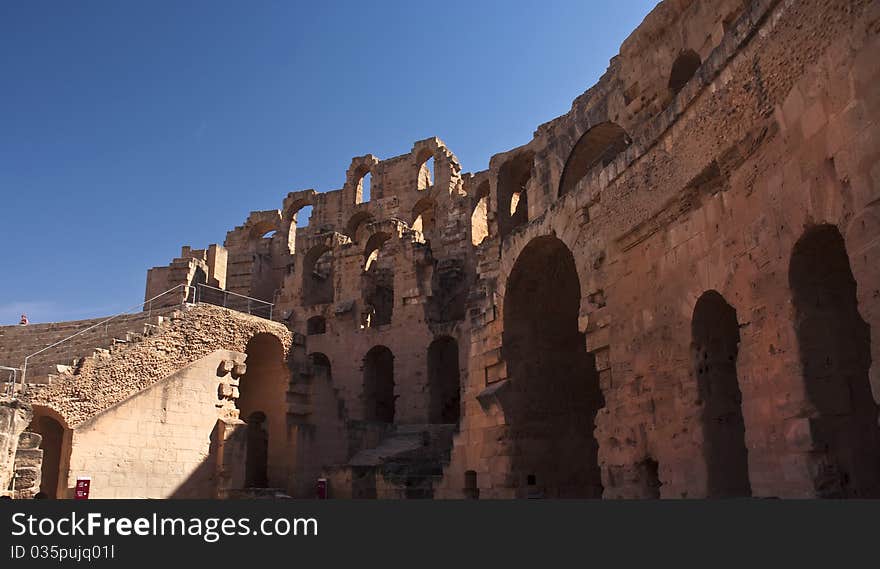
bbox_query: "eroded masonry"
[2,0,880,499]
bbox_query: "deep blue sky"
[0,0,657,324]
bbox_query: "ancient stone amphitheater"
[2,0,879,499]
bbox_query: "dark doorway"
[428,337,461,424]
[245,411,268,488]
[789,224,880,497]
[363,346,395,423]
[503,236,604,498]
[30,415,64,499]
[692,290,751,497]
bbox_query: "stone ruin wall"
[4,0,879,499]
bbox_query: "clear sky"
[0,0,658,325]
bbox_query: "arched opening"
[28,414,65,498]
[503,236,603,498]
[639,457,662,499]
[363,346,395,423]
[248,221,277,241]
[428,336,461,424]
[692,290,751,498]
[245,411,269,488]
[471,181,489,246]
[187,266,207,303]
[411,198,436,237]
[558,122,630,197]
[417,151,435,190]
[346,212,375,245]
[498,152,533,240]
[357,170,372,203]
[362,233,394,327]
[307,315,326,335]
[789,224,880,497]
[302,245,334,306]
[237,333,289,490]
[668,49,701,95]
[295,205,313,228]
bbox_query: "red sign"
[316,478,328,499]
[74,477,91,500]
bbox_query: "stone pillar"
[0,398,33,497]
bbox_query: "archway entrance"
[363,346,395,423]
[692,290,751,497]
[428,337,460,424]
[236,333,289,489]
[503,236,604,498]
[790,224,880,497]
[28,414,65,498]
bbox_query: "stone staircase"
[0,309,178,389]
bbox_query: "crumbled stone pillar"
[0,398,33,497]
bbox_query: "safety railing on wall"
[10,284,194,394]
[193,283,273,320]
[3,282,274,395]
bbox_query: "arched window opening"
[307,315,326,335]
[789,224,880,497]
[428,336,461,424]
[471,181,490,246]
[418,151,435,190]
[302,246,334,306]
[668,49,702,96]
[503,236,603,498]
[363,346,395,423]
[361,232,394,327]
[296,205,313,228]
[692,290,751,498]
[346,212,375,245]
[558,122,630,198]
[187,266,207,303]
[412,198,436,237]
[498,152,533,240]
[356,169,372,204]
[261,230,276,239]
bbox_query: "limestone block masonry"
[2,0,879,499]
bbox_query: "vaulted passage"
[363,346,395,423]
[28,414,65,498]
[498,152,533,240]
[558,122,629,197]
[503,236,604,498]
[303,246,334,306]
[692,290,751,498]
[428,336,461,424]
[237,333,289,489]
[789,225,880,497]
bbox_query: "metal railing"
[16,284,194,392]
[1,366,21,397]
[193,283,273,320]
[5,282,273,395]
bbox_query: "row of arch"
[363,338,461,425]
[501,225,879,498]
[497,49,703,241]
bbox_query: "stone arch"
[346,211,375,245]
[306,315,326,335]
[363,346,395,423]
[237,333,290,490]
[416,147,436,190]
[283,197,315,253]
[27,406,71,499]
[558,122,630,198]
[789,224,880,497]
[471,179,490,246]
[692,290,751,498]
[428,336,461,424]
[668,49,701,96]
[502,235,604,498]
[498,151,534,240]
[362,232,394,327]
[354,165,373,204]
[302,244,334,306]
[247,219,279,241]
[411,197,437,237]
